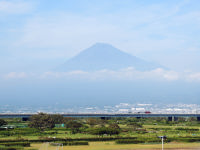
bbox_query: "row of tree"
[28,113,122,135]
[1,113,143,136]
[29,113,66,130]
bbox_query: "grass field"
[1,116,200,150]
[1,124,200,141]
[26,142,200,150]
[1,124,200,140]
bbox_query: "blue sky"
[1,0,200,106]
[0,0,200,73]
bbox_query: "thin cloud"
[4,72,27,79]
[39,68,181,81]
[0,0,34,14]
[187,72,200,82]
[2,69,200,82]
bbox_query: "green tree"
[65,120,83,134]
[86,118,98,127]
[51,114,64,124]
[64,117,75,122]
[127,122,143,130]
[29,113,55,130]
[109,123,120,130]
[0,119,7,126]
[99,119,108,127]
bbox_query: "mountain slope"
[56,43,165,71]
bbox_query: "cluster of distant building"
[0,103,200,114]
[113,103,200,114]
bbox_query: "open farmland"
[1,113,200,150]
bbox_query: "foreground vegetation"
[1,113,200,149]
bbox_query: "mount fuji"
[56,43,165,71]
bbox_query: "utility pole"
[158,136,166,150]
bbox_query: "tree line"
[28,113,121,136]
[0,113,145,136]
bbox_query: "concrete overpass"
[0,113,200,121]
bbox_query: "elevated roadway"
[0,113,200,120]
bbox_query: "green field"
[1,114,200,150]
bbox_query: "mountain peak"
[56,43,165,71]
[92,42,114,48]
[84,42,121,54]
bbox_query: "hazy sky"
[0,0,200,73]
[0,0,200,106]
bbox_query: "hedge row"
[0,130,55,136]
[169,137,200,142]
[1,137,199,144]
[0,137,137,143]
[149,128,172,131]
[63,141,88,146]
[0,141,28,144]
[0,142,30,147]
[116,138,161,144]
[175,128,199,131]
[34,137,137,142]
[50,141,88,146]
[0,148,23,150]
[116,139,145,144]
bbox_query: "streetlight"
[158,136,167,150]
